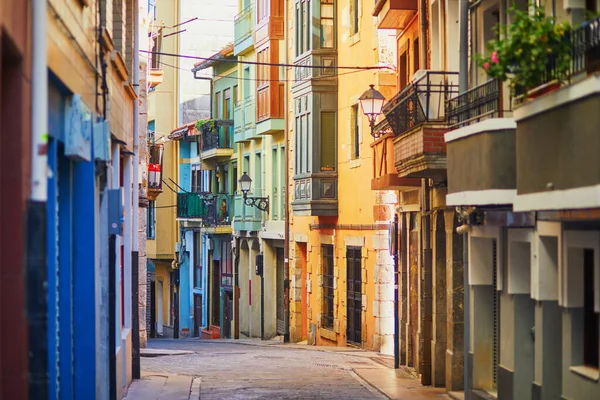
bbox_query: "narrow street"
[125,339,450,400]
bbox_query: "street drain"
[314,363,339,368]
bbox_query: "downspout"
[419,0,428,69]
[283,0,291,344]
[29,0,49,397]
[193,71,213,119]
[132,0,141,380]
[421,179,432,386]
[459,0,469,93]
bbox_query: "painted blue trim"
[58,151,74,399]
[72,158,98,398]
[47,139,59,400]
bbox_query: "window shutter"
[320,111,336,171]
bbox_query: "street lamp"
[238,172,269,212]
[359,84,386,139]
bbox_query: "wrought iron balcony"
[177,192,206,219]
[447,79,508,128]
[203,194,233,227]
[383,71,459,137]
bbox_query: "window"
[193,232,202,289]
[233,163,238,194]
[255,152,262,195]
[243,67,251,98]
[399,50,408,89]
[191,164,201,193]
[295,0,311,56]
[352,0,359,35]
[321,0,334,48]
[257,49,269,89]
[322,245,334,328]
[215,92,222,119]
[221,239,233,287]
[224,89,231,120]
[147,201,156,239]
[320,111,336,171]
[583,249,599,368]
[150,28,163,69]
[233,85,239,105]
[413,37,420,73]
[350,104,360,159]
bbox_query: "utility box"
[255,254,263,276]
[108,188,124,236]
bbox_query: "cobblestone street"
[134,339,449,400]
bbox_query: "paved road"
[141,339,389,399]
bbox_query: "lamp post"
[359,84,386,139]
[361,84,398,368]
[238,172,269,212]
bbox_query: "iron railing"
[447,79,505,128]
[200,120,234,151]
[177,192,206,219]
[525,15,600,91]
[383,71,459,136]
[204,194,233,227]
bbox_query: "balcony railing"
[234,4,253,48]
[204,194,233,227]
[383,71,459,136]
[526,15,600,92]
[447,79,507,128]
[177,192,206,219]
[201,120,234,151]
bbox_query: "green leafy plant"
[195,119,217,132]
[476,4,572,96]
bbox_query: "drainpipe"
[282,0,290,344]
[28,0,49,397]
[419,0,428,69]
[132,0,141,380]
[421,179,432,385]
[193,71,213,119]
[459,0,469,93]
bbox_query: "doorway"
[157,280,164,335]
[346,246,362,346]
[276,248,286,336]
[212,261,221,327]
[223,290,233,338]
[194,294,203,337]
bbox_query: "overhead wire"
[156,59,371,83]
[141,50,393,71]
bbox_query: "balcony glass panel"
[234,4,254,54]
[177,192,206,219]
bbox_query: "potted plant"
[476,4,572,101]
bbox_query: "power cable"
[156,59,368,83]
[141,50,393,71]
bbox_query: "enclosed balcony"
[234,4,254,56]
[370,120,420,191]
[203,194,234,234]
[256,83,284,134]
[513,16,600,211]
[445,79,516,207]
[372,0,417,30]
[384,71,458,181]
[177,192,206,220]
[200,120,234,166]
[233,195,263,232]
[234,97,256,143]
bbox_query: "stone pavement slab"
[123,373,200,400]
[354,368,449,400]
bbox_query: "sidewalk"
[123,373,200,400]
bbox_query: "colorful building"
[45,0,138,398]
[232,0,288,340]
[444,1,600,399]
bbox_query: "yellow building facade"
[286,0,397,352]
[146,0,180,337]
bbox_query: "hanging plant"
[195,119,217,132]
[475,5,572,97]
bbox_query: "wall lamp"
[359,84,386,139]
[238,172,269,212]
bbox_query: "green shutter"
[320,111,336,171]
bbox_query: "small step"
[201,325,220,339]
